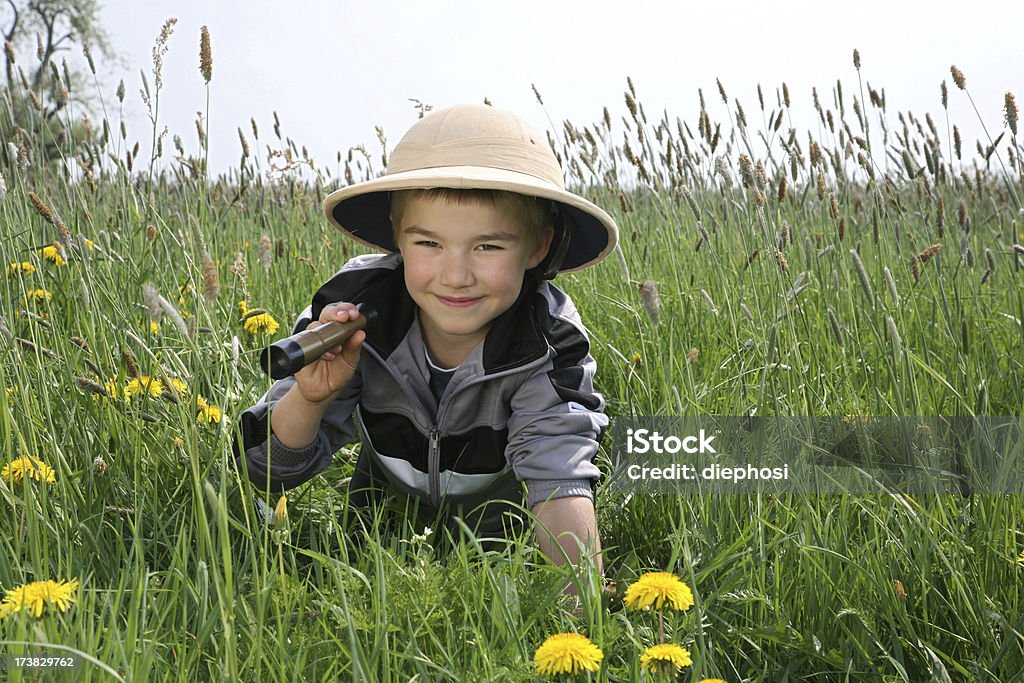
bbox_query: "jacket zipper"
[362,343,551,507]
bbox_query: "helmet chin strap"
[536,203,571,280]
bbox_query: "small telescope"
[259,304,377,380]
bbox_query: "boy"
[235,104,618,572]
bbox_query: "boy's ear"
[530,206,571,279]
[527,226,555,269]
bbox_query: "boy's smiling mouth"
[436,295,483,308]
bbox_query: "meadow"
[1,28,1023,681]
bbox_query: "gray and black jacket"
[235,252,607,510]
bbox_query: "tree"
[2,0,117,163]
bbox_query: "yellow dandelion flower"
[1017,549,1024,566]
[6,261,36,277]
[83,239,94,251]
[41,244,66,266]
[533,632,603,677]
[23,288,52,303]
[0,578,79,618]
[640,643,692,671]
[238,300,248,316]
[623,572,694,611]
[167,377,188,395]
[698,679,729,683]
[178,283,193,306]
[197,402,223,424]
[124,376,164,400]
[244,312,279,335]
[1,456,56,484]
[92,379,120,403]
[149,320,160,334]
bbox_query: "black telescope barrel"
[259,304,377,380]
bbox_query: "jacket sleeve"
[505,306,608,508]
[232,305,363,491]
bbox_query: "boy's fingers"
[318,302,360,324]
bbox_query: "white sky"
[87,0,1024,179]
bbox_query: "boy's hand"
[292,302,365,404]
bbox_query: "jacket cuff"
[525,478,593,507]
[268,433,323,468]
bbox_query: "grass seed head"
[638,279,661,325]
[950,65,966,90]
[199,26,212,83]
[885,314,902,364]
[201,250,219,301]
[738,154,755,189]
[850,249,875,306]
[917,244,942,264]
[826,307,844,346]
[1005,92,1018,136]
[122,346,139,378]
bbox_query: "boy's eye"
[476,243,502,251]
[416,240,440,248]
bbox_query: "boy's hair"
[389,188,553,248]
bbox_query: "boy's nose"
[439,254,475,288]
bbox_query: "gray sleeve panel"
[505,351,607,485]
[234,304,364,491]
[524,478,594,507]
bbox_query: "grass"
[1,30,1023,681]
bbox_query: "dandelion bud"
[638,279,661,325]
[199,26,212,83]
[273,495,289,528]
[950,65,966,90]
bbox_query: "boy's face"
[394,195,552,362]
